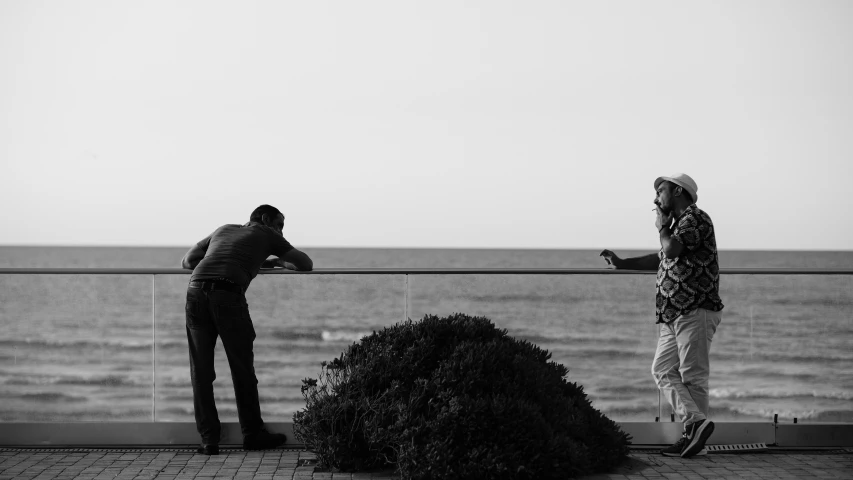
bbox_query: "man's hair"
[666,181,694,204]
[250,204,282,223]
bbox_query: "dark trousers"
[185,286,263,444]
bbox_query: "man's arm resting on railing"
[181,244,206,270]
[264,249,313,271]
[600,250,659,271]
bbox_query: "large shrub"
[293,313,630,479]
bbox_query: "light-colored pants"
[651,308,722,430]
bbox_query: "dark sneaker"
[682,419,714,458]
[660,435,689,457]
[196,444,219,455]
[243,428,287,451]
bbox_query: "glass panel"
[714,274,853,423]
[407,274,661,422]
[3,271,849,426]
[154,274,406,422]
[0,274,153,421]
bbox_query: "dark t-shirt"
[655,204,724,323]
[190,223,294,289]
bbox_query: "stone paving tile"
[1,448,851,479]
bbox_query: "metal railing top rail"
[1,267,852,275]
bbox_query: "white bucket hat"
[654,173,698,204]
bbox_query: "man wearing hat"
[600,173,723,458]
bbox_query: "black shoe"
[682,419,714,458]
[196,444,219,455]
[243,428,287,451]
[660,435,689,457]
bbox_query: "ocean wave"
[708,351,853,365]
[269,328,643,347]
[591,386,658,399]
[18,392,89,403]
[157,406,240,417]
[0,409,153,422]
[58,374,144,387]
[590,403,853,422]
[769,297,853,307]
[270,329,374,343]
[253,359,317,369]
[750,352,853,363]
[513,333,640,347]
[0,338,186,350]
[269,330,324,341]
[3,374,147,387]
[467,294,583,304]
[550,348,655,361]
[712,406,853,421]
[156,406,197,416]
[321,330,372,342]
[592,404,659,416]
[590,385,853,404]
[0,391,89,403]
[710,387,853,401]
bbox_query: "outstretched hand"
[599,249,621,268]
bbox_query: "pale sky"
[1,1,851,250]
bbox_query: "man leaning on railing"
[180,204,313,455]
[600,173,723,459]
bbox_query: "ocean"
[1,246,851,424]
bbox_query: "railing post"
[404,274,409,322]
[152,274,156,422]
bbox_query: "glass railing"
[0,273,154,422]
[1,268,851,425]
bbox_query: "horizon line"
[1,244,852,253]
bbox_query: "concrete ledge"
[618,422,775,445]
[776,423,853,447]
[1,422,851,447]
[0,422,296,447]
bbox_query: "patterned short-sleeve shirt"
[656,204,724,323]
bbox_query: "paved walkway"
[1,447,851,479]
